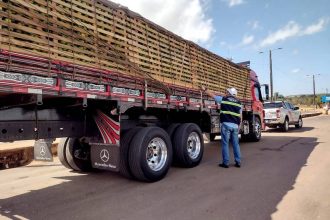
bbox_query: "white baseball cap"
[227,87,237,96]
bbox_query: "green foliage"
[274,92,285,100]
[285,94,324,106]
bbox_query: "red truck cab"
[250,70,266,130]
[210,62,268,142]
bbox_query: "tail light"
[262,110,265,118]
[276,109,281,118]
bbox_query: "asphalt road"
[0,115,330,220]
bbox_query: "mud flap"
[34,139,54,161]
[90,143,120,172]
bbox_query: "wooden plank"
[0,1,2,45]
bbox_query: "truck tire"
[119,127,141,179]
[282,118,289,132]
[173,123,204,167]
[58,138,72,169]
[241,117,261,142]
[295,117,303,128]
[240,134,249,142]
[65,138,92,172]
[166,123,181,165]
[128,127,173,182]
[210,133,216,142]
[166,123,180,140]
[249,117,262,142]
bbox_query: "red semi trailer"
[0,49,267,182]
[0,0,270,181]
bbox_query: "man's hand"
[200,85,215,98]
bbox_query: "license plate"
[266,113,276,119]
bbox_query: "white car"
[263,101,303,131]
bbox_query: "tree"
[274,92,284,101]
[285,94,321,106]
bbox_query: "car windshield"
[264,102,283,109]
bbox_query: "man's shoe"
[219,163,229,168]
[235,163,241,168]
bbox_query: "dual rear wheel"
[120,123,204,182]
[58,123,204,182]
[58,137,92,172]
[171,123,204,167]
[127,127,172,182]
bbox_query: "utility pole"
[269,50,273,101]
[313,74,316,110]
[259,48,282,102]
[307,74,320,110]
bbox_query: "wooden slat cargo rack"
[0,49,256,111]
[0,0,251,99]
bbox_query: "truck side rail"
[0,50,253,111]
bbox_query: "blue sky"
[112,0,330,96]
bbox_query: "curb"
[301,112,322,118]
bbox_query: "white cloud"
[260,17,329,47]
[219,34,253,49]
[224,0,245,7]
[260,21,300,47]
[110,0,215,44]
[241,34,254,45]
[302,18,328,35]
[291,68,301,73]
[248,20,260,30]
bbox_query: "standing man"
[202,86,242,168]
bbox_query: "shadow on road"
[0,136,319,220]
[264,126,314,133]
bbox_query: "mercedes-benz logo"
[40,146,46,157]
[100,149,110,163]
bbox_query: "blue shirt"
[214,95,241,129]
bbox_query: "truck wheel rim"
[146,137,167,171]
[255,120,261,138]
[299,118,302,127]
[285,120,289,130]
[187,132,201,159]
[73,139,89,161]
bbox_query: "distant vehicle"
[263,101,303,132]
